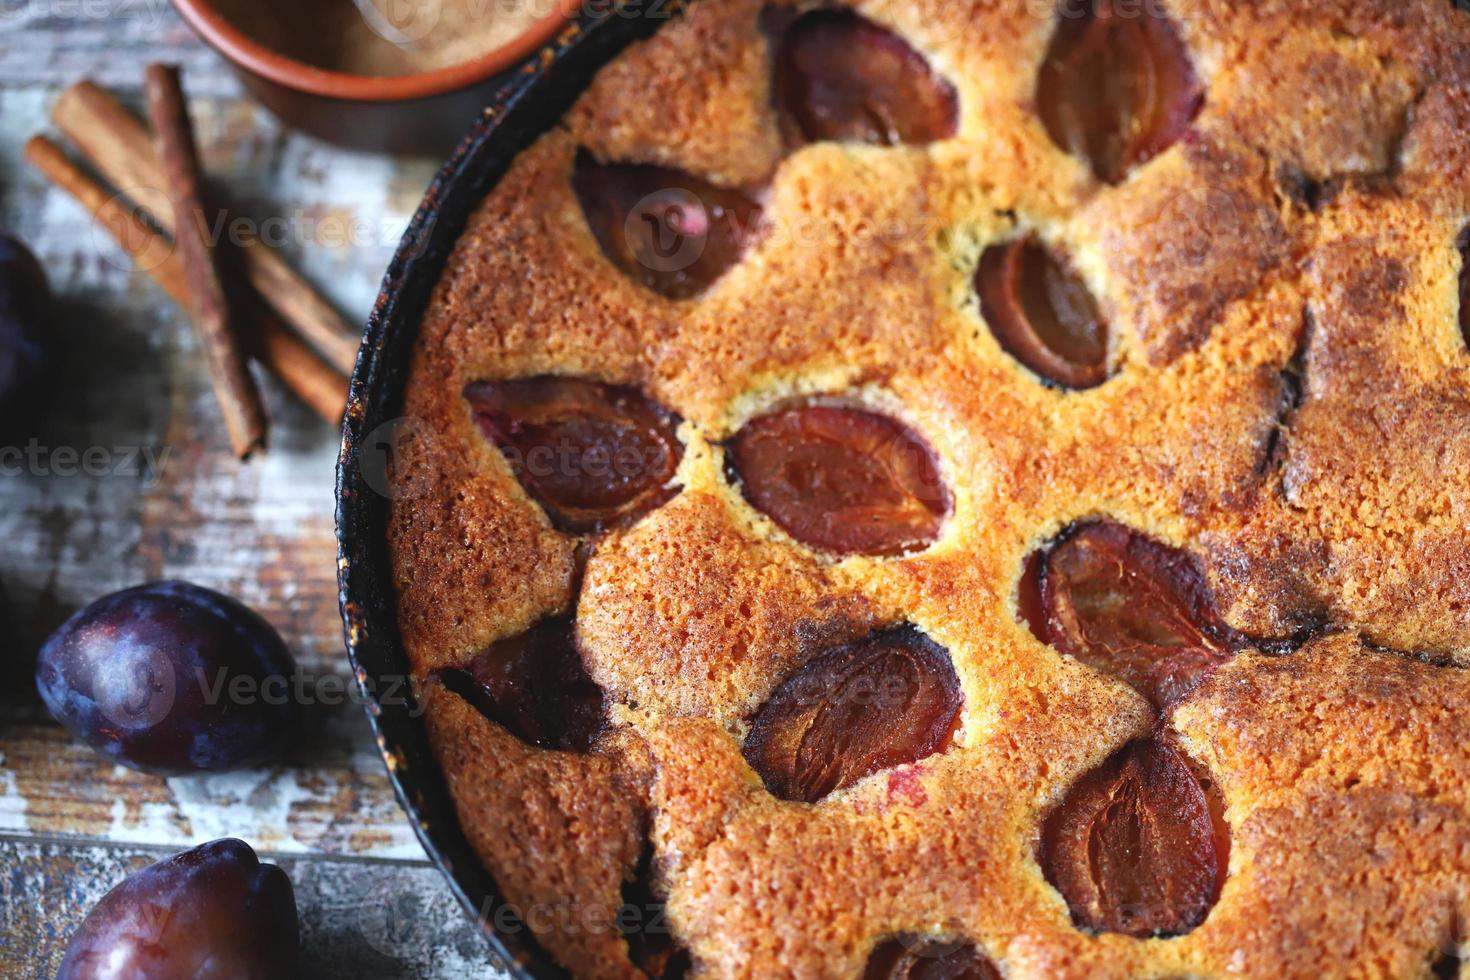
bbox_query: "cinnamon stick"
[145,64,267,458]
[24,136,347,425]
[253,315,352,424]
[53,79,361,376]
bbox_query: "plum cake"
[386,0,1470,976]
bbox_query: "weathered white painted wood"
[0,837,507,979]
[0,4,505,975]
[0,713,428,859]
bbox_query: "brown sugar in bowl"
[168,0,583,154]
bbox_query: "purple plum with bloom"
[35,581,299,774]
[56,838,299,980]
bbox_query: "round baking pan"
[335,4,678,975]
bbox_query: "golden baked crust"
[387,1,1470,976]
[423,684,649,978]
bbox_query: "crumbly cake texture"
[386,1,1470,977]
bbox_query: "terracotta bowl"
[336,5,670,975]
[169,0,583,154]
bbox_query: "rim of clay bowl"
[170,0,584,103]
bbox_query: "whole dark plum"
[0,233,52,432]
[35,581,300,774]
[56,838,299,980]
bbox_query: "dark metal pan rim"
[335,5,682,977]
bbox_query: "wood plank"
[0,837,508,979]
[0,8,442,857]
[0,83,423,855]
[0,715,427,859]
[0,11,230,95]
[0,4,501,971]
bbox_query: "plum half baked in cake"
[386,0,1470,976]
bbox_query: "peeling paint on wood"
[0,718,426,858]
[0,4,502,975]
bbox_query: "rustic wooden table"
[0,4,503,976]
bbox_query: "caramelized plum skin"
[466,377,683,534]
[633,945,691,980]
[453,617,605,752]
[56,838,299,980]
[1042,740,1223,937]
[772,9,958,146]
[621,851,691,979]
[1037,0,1203,184]
[976,238,1109,389]
[743,626,963,803]
[34,581,300,775]
[0,234,53,436]
[573,156,763,299]
[863,938,1000,980]
[1032,522,1249,708]
[728,405,949,556]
